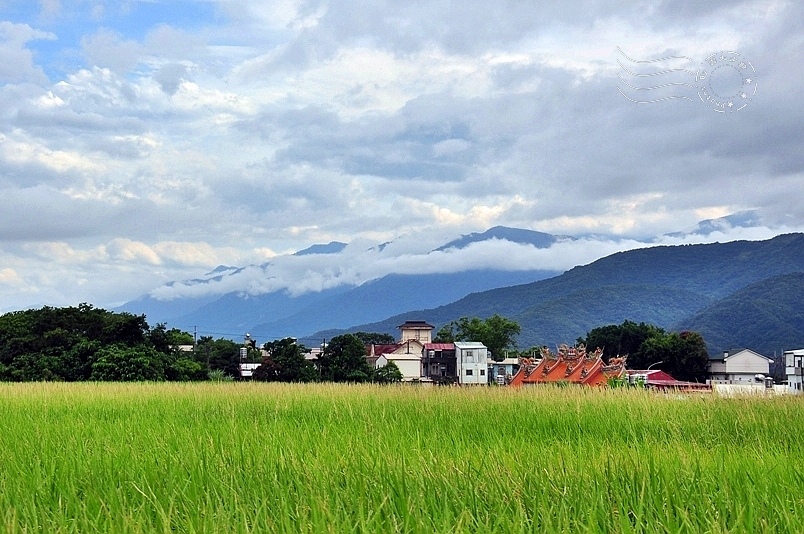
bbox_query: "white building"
[785,349,804,393]
[374,341,426,381]
[708,348,773,384]
[454,341,488,385]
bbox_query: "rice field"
[0,382,802,533]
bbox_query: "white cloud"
[0,0,801,311]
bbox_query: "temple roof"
[510,344,625,387]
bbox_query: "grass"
[0,382,802,532]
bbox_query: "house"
[238,362,261,378]
[707,349,773,384]
[365,321,435,381]
[509,344,625,387]
[454,341,489,385]
[371,341,425,381]
[488,357,520,385]
[422,343,457,382]
[784,349,804,393]
[626,369,711,392]
[398,320,434,343]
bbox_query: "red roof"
[510,345,625,387]
[369,344,401,356]
[627,370,675,382]
[424,343,455,350]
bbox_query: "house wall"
[708,361,727,379]
[385,355,422,381]
[456,346,488,385]
[400,329,432,344]
[725,351,770,375]
[785,349,804,394]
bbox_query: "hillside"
[250,270,555,338]
[677,272,804,356]
[311,234,804,349]
[118,225,567,337]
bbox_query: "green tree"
[90,345,168,381]
[256,338,317,382]
[147,324,194,354]
[196,336,241,377]
[373,361,403,384]
[436,315,521,362]
[318,334,373,382]
[166,358,207,381]
[352,332,396,345]
[581,321,709,382]
[583,320,664,364]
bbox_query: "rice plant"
[0,382,802,533]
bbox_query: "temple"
[509,343,626,386]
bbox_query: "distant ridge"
[294,241,348,256]
[311,234,804,353]
[677,272,804,356]
[434,226,569,251]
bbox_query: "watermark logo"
[616,47,757,113]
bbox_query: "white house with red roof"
[366,321,435,381]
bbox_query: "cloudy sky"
[0,0,802,310]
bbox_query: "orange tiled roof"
[510,344,625,387]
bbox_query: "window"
[466,369,473,376]
[480,369,485,376]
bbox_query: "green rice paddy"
[0,382,802,533]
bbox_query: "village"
[237,319,803,395]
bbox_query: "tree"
[436,315,521,362]
[318,334,373,382]
[583,320,664,364]
[373,361,403,384]
[197,336,241,377]
[638,331,710,382]
[256,338,317,382]
[90,345,168,381]
[0,305,167,381]
[581,321,710,382]
[352,332,396,345]
[147,324,194,354]
[166,358,207,381]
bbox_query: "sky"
[0,0,802,310]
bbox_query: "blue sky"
[0,0,802,309]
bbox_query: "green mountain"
[313,234,804,353]
[676,272,804,356]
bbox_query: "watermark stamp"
[616,47,757,113]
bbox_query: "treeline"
[578,320,709,382]
[0,304,209,381]
[254,334,402,384]
[0,305,403,383]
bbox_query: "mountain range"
[118,215,804,356]
[310,233,804,356]
[118,225,565,337]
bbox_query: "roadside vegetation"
[0,382,802,533]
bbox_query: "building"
[488,357,520,385]
[454,341,489,385]
[509,344,625,387]
[707,349,773,384]
[785,349,804,393]
[397,320,434,344]
[626,369,711,392]
[238,362,261,378]
[422,343,457,382]
[364,321,435,381]
[372,341,425,381]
